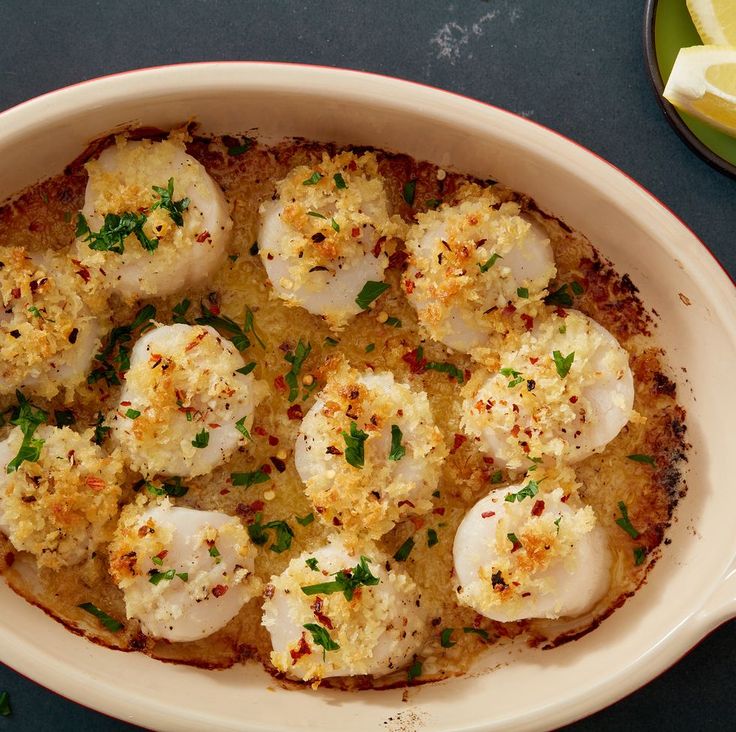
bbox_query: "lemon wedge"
[687,0,736,45]
[664,45,736,136]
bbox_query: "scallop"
[294,360,447,537]
[0,425,123,569]
[453,478,611,621]
[0,246,103,400]
[74,134,231,298]
[262,537,425,681]
[461,309,634,470]
[111,323,266,478]
[108,500,260,642]
[258,151,405,329]
[403,190,555,353]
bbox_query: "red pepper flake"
[402,347,427,374]
[10,287,20,299]
[332,516,343,527]
[432,507,446,516]
[326,445,343,455]
[554,307,568,318]
[85,476,106,492]
[196,230,211,243]
[569,395,578,404]
[253,426,267,437]
[397,500,416,509]
[270,456,286,473]
[509,536,522,553]
[185,331,207,351]
[529,357,539,365]
[520,313,534,331]
[220,488,230,495]
[290,633,312,664]
[273,375,287,393]
[205,303,221,316]
[348,160,357,171]
[464,368,472,382]
[4,552,14,567]
[71,259,92,283]
[403,279,415,294]
[388,249,409,270]
[351,226,360,238]
[482,456,495,465]
[120,400,131,407]
[155,550,168,560]
[235,500,265,519]
[287,404,303,420]
[450,433,467,454]
[481,511,496,519]
[503,303,516,315]
[311,597,334,629]
[261,463,272,475]
[561,494,570,503]
[268,435,279,446]
[511,424,520,438]
[410,516,426,530]
[531,500,545,517]
[371,237,384,258]
[212,584,228,598]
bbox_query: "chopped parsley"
[28,305,53,322]
[93,411,110,445]
[440,628,456,648]
[463,627,489,640]
[393,536,415,562]
[296,512,315,526]
[355,280,390,310]
[342,421,369,468]
[300,555,379,600]
[236,362,257,375]
[125,408,141,420]
[302,171,323,185]
[504,480,539,503]
[427,528,439,547]
[305,557,319,571]
[78,602,124,632]
[227,137,254,156]
[77,211,158,254]
[478,253,503,272]
[615,501,640,540]
[389,424,406,461]
[554,516,562,533]
[149,568,176,585]
[407,660,422,681]
[330,218,340,232]
[54,409,75,427]
[500,367,524,388]
[425,359,465,383]
[425,198,442,210]
[516,286,529,298]
[634,546,647,566]
[88,304,156,386]
[552,350,575,378]
[235,416,252,441]
[150,177,190,226]
[365,342,375,353]
[506,532,522,551]
[627,453,656,466]
[307,210,326,219]
[545,284,574,307]
[324,336,340,347]
[402,179,417,206]
[571,281,585,296]
[303,623,340,655]
[385,316,402,328]
[191,428,209,448]
[195,303,264,352]
[0,691,9,717]
[6,391,47,474]
[172,298,191,324]
[284,339,312,402]
[209,545,221,560]
[231,470,270,488]
[247,513,294,553]
[333,172,347,189]
[145,477,188,498]
[490,470,503,484]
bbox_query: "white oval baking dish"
[0,63,733,732]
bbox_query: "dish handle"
[697,562,736,632]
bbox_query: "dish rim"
[0,61,733,732]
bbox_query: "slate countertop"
[0,1,732,730]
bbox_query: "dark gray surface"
[0,1,732,730]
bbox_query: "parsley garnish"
[478,253,503,272]
[125,408,141,420]
[554,516,562,533]
[227,137,253,156]
[407,660,422,681]
[571,281,585,296]
[88,304,156,386]
[300,555,379,600]
[303,171,323,185]
[342,421,369,468]
[172,298,191,323]
[324,336,340,347]
[150,177,190,226]
[393,536,415,562]
[355,280,390,310]
[145,477,188,498]
[284,339,312,402]
[504,480,539,503]
[552,350,575,378]
[389,424,406,461]
[490,470,503,484]
[427,528,439,547]
[440,628,456,648]
[365,343,375,353]
[247,513,294,553]
[191,428,209,448]
[516,286,529,298]
[402,179,417,206]
[54,409,75,427]
[195,303,264,351]
[634,546,647,565]
[236,362,257,375]
[231,470,270,488]
[333,173,347,189]
[77,211,158,254]
[627,454,655,466]
[296,512,314,526]
[425,198,442,210]
[500,367,524,388]
[6,391,47,474]
[235,416,252,441]
[545,284,574,307]
[307,210,326,219]
[149,568,176,585]
[425,360,465,383]
[209,545,221,560]
[0,691,10,717]
[463,627,489,640]
[305,557,319,571]
[92,412,110,445]
[78,602,124,632]
[615,501,640,539]
[507,532,522,550]
[385,316,402,328]
[303,623,340,655]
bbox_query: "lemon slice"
[664,45,736,137]
[687,0,736,45]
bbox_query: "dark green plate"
[644,0,736,178]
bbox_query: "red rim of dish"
[643,0,736,181]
